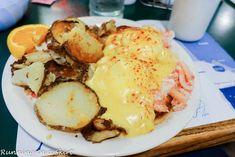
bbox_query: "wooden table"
[0,0,235,156]
[133,119,235,156]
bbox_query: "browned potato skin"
[35,105,82,132]
[89,20,117,37]
[49,17,85,44]
[34,81,103,133]
[85,130,121,143]
[93,118,115,131]
[81,118,126,143]
[50,21,75,44]
[63,31,104,64]
[49,17,104,64]
[35,110,94,133]
[35,106,107,133]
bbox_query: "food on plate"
[12,62,45,94]
[81,118,126,143]
[35,82,101,132]
[11,49,89,96]
[9,17,194,143]
[89,20,117,37]
[7,24,49,59]
[86,26,194,137]
[24,50,53,64]
[83,129,121,143]
[49,18,104,63]
[49,18,80,44]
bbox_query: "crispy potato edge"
[34,81,105,133]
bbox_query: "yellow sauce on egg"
[86,26,177,137]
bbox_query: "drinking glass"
[89,0,124,18]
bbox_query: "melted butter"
[86,27,177,137]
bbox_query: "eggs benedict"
[10,18,194,142]
[86,26,178,137]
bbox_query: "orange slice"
[7,24,49,59]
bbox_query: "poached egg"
[86,26,177,137]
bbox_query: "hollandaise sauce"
[86,27,177,137]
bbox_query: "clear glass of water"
[89,0,124,18]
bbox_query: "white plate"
[2,17,200,156]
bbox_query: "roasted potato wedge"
[50,17,104,63]
[25,50,52,64]
[84,130,121,143]
[50,18,86,45]
[50,20,74,44]
[44,61,81,81]
[81,118,126,143]
[93,118,115,131]
[12,62,45,94]
[64,29,104,63]
[35,81,101,132]
[44,60,88,83]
